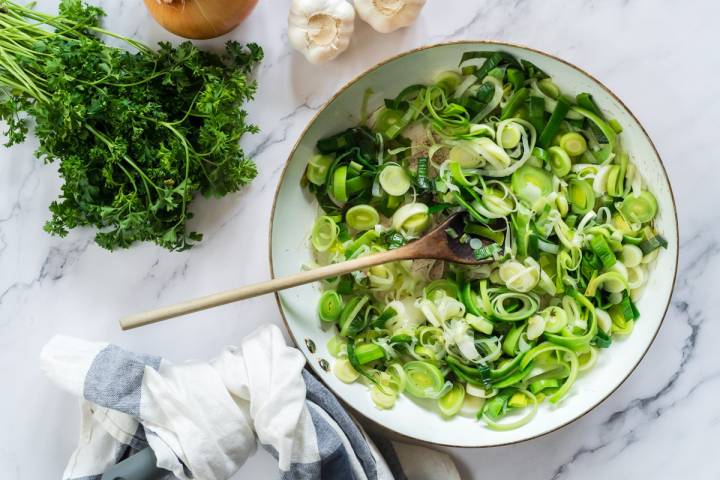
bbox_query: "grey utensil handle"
[101,448,169,480]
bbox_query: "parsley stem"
[0,49,49,101]
[0,74,33,95]
[85,124,161,200]
[159,121,192,225]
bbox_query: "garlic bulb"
[354,0,426,33]
[288,0,355,64]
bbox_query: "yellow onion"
[144,0,258,39]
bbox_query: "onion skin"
[144,0,259,40]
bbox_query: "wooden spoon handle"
[119,247,414,330]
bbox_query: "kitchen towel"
[41,325,460,480]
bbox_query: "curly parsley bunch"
[0,0,262,250]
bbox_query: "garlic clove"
[288,0,355,64]
[354,0,426,33]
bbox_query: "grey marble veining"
[1,0,719,478]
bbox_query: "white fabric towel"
[41,325,460,480]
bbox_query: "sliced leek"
[346,204,380,231]
[304,50,665,429]
[379,164,412,196]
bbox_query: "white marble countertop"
[2,0,719,478]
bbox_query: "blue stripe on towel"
[302,370,377,480]
[306,402,355,480]
[83,345,161,417]
[263,443,323,480]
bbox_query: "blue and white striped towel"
[41,325,459,480]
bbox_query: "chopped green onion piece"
[317,132,350,154]
[508,391,529,408]
[520,342,579,402]
[502,324,525,356]
[500,87,529,120]
[434,70,463,93]
[491,292,539,321]
[371,306,398,329]
[521,59,548,79]
[575,92,603,118]
[620,191,658,224]
[538,78,560,99]
[404,361,447,399]
[449,143,481,168]
[425,279,461,300]
[638,230,668,255]
[452,192,487,223]
[348,160,364,173]
[539,95,572,148]
[466,313,494,335]
[375,108,404,135]
[571,107,617,151]
[473,80,495,100]
[547,146,571,177]
[336,275,354,295]
[390,333,413,344]
[500,123,522,149]
[346,204,380,231]
[482,389,538,431]
[568,179,596,214]
[464,51,505,80]
[333,358,359,383]
[346,340,377,385]
[559,132,587,156]
[608,152,628,198]
[346,176,370,195]
[392,203,430,235]
[529,378,559,394]
[339,295,370,337]
[464,223,505,245]
[507,68,526,91]
[384,231,406,250]
[591,329,612,348]
[589,235,617,269]
[415,156,431,191]
[543,292,597,351]
[318,290,343,322]
[609,118,623,133]
[311,216,338,252]
[306,154,334,186]
[370,384,397,409]
[482,390,510,419]
[449,161,478,187]
[474,243,501,260]
[438,382,466,417]
[384,84,425,110]
[532,146,549,163]
[332,166,348,202]
[512,165,553,205]
[527,96,546,135]
[345,230,379,257]
[354,343,385,364]
[621,244,644,268]
[327,335,346,357]
[379,165,412,196]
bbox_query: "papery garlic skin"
[354,0,426,33]
[288,0,355,64]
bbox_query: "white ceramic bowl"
[270,41,678,447]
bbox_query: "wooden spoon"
[119,214,496,330]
